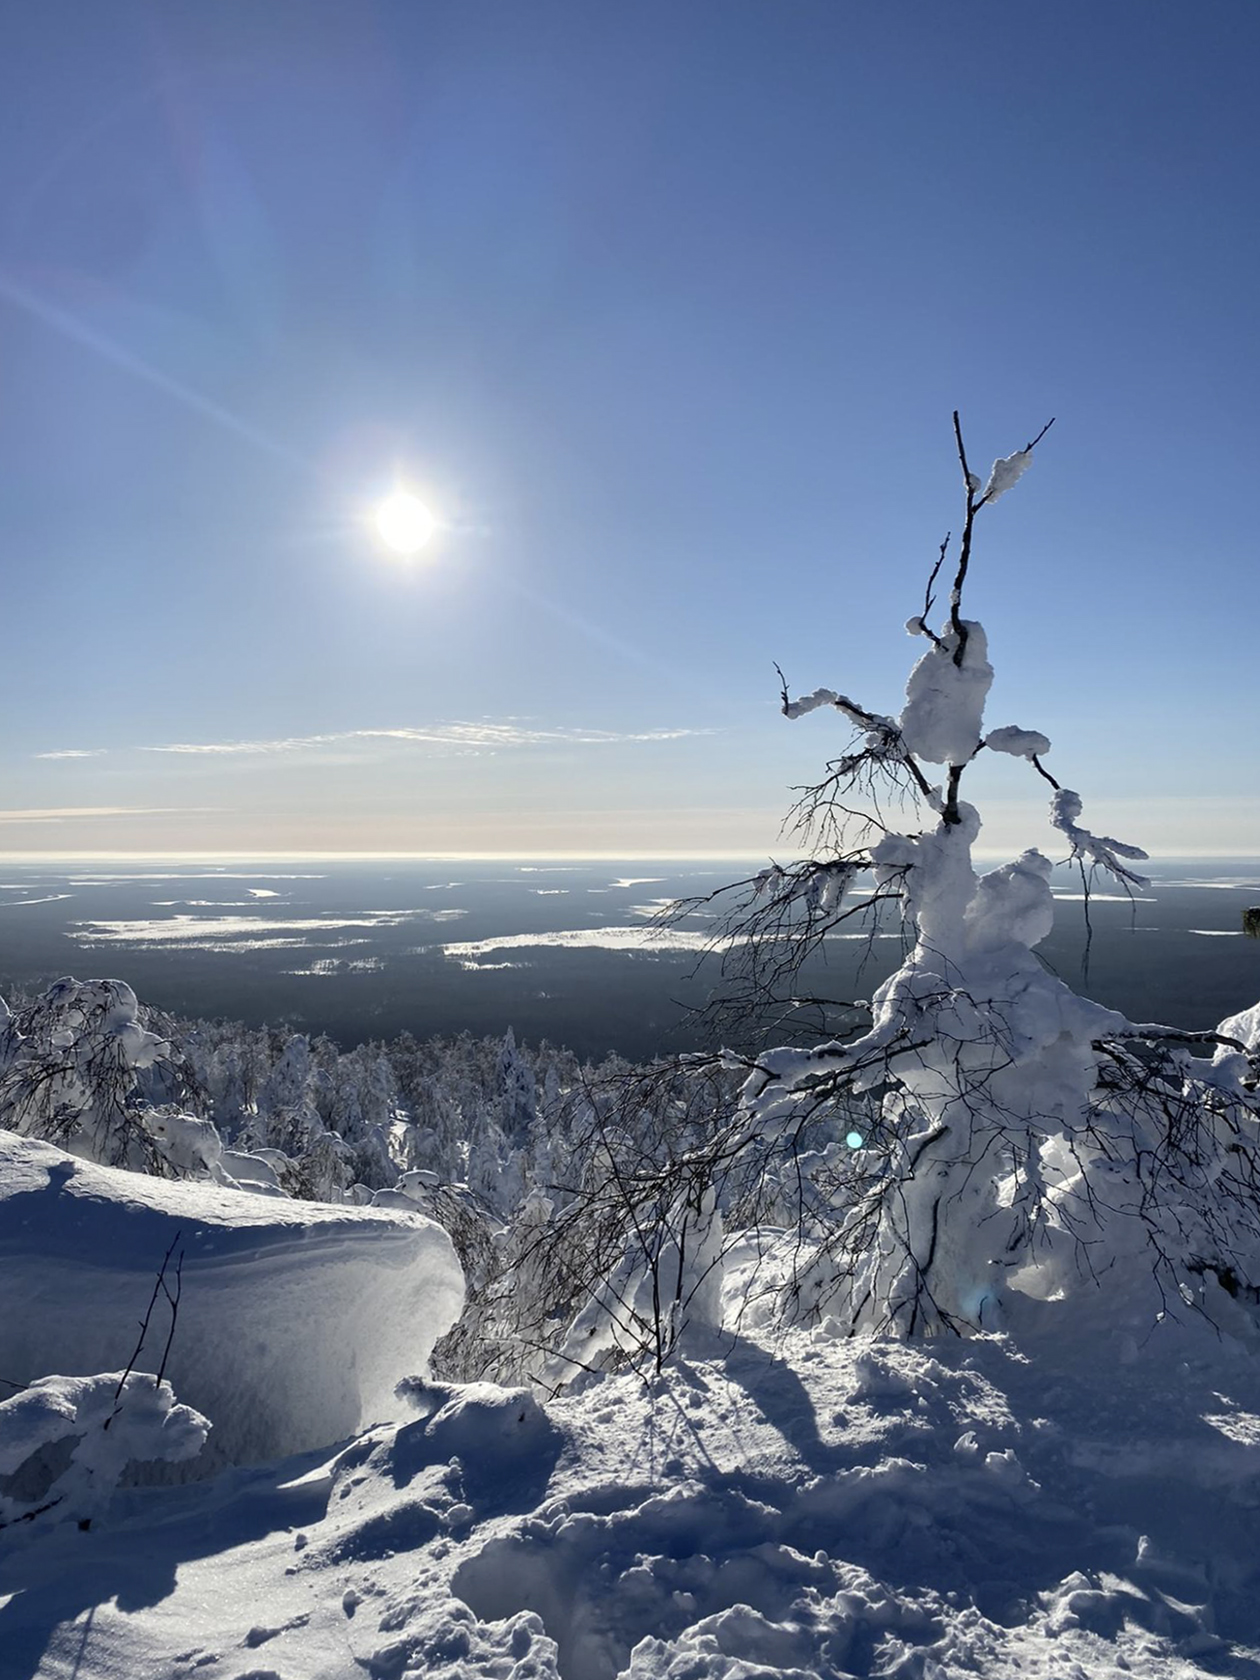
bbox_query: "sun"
[373,490,436,555]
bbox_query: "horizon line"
[1,848,1258,864]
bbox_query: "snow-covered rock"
[0,1130,464,1471]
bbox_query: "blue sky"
[2,0,1257,857]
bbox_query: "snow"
[0,1372,209,1530]
[3,428,1258,1678]
[780,686,842,720]
[982,449,1033,502]
[441,927,736,958]
[5,1312,1260,1678]
[985,724,1052,759]
[0,1131,464,1471]
[899,621,993,764]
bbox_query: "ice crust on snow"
[0,1131,464,1470]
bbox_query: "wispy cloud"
[0,806,214,825]
[140,723,709,756]
[34,749,106,760]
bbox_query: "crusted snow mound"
[0,1130,464,1470]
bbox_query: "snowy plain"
[0,857,1256,1061]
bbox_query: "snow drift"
[0,1131,464,1471]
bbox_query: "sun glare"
[374,490,436,556]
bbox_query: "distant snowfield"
[442,926,731,958]
[443,926,904,962]
[1164,879,1260,891]
[61,872,329,885]
[68,908,468,952]
[1052,892,1157,902]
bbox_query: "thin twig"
[106,1232,182,1428]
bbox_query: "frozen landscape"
[6,3,1260,1671]
[4,423,1260,1680]
[0,855,1257,1062]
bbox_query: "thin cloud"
[141,723,710,756]
[0,806,215,825]
[33,749,106,760]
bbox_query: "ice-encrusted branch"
[1049,787,1150,887]
[774,664,934,802]
[775,667,895,733]
[977,418,1056,507]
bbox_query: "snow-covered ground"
[4,1282,1260,1679]
[3,1131,1259,1680]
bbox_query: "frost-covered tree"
[556,415,1260,1358]
[0,980,178,1173]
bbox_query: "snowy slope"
[3,1301,1260,1679]
[0,1131,464,1470]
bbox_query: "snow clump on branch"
[982,449,1033,502]
[898,620,993,766]
[1050,787,1150,887]
[984,724,1052,759]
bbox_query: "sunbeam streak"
[0,272,305,469]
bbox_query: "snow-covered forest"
[4,423,1260,1679]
